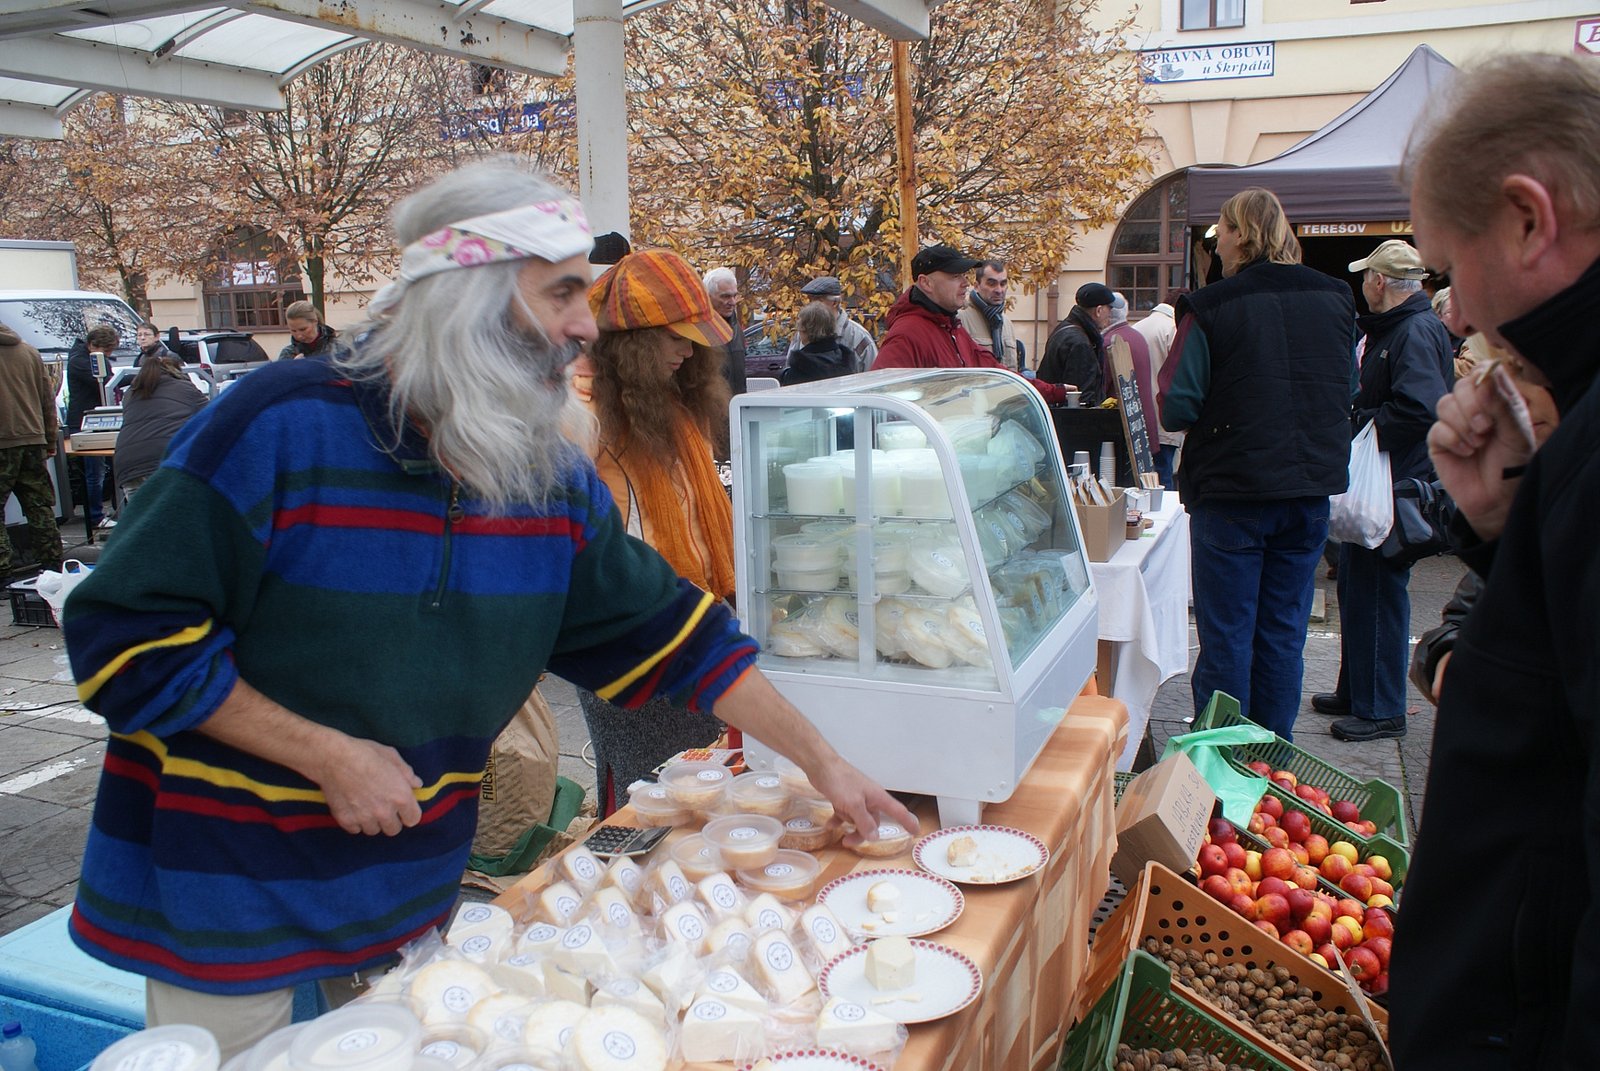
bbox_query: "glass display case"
[730,368,1100,826]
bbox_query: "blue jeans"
[1333,541,1412,720]
[83,457,105,524]
[1189,497,1329,740]
[1153,444,1177,490]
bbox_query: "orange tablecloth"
[494,694,1128,1071]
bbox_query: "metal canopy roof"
[0,0,935,139]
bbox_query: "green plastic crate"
[1113,771,1136,804]
[1061,950,1292,1071]
[1193,692,1410,846]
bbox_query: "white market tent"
[0,0,939,236]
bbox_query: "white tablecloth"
[1090,495,1191,770]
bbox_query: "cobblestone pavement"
[0,519,1463,939]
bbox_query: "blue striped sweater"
[62,359,757,994]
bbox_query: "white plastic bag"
[1328,422,1393,548]
[35,559,93,624]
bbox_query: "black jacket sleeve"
[1409,570,1483,701]
[1038,326,1106,406]
[66,339,101,433]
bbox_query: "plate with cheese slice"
[912,824,1049,885]
[740,1050,887,1070]
[818,937,983,1024]
[814,868,963,938]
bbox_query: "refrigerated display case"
[730,368,1100,826]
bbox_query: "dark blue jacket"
[1353,290,1454,480]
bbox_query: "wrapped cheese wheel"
[907,543,969,598]
[898,607,955,669]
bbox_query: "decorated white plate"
[739,1051,886,1071]
[818,940,983,1024]
[814,868,963,938]
[912,824,1049,886]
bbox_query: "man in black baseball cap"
[1037,282,1115,406]
[873,243,1071,406]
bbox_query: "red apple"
[1290,844,1310,866]
[1254,893,1291,933]
[1198,843,1229,877]
[1315,942,1339,965]
[1331,799,1361,823]
[1201,875,1233,901]
[1304,834,1330,866]
[1369,877,1395,899]
[1228,892,1258,919]
[1346,945,1381,982]
[1257,875,1292,899]
[1368,854,1393,881]
[1281,810,1313,844]
[1294,782,1321,803]
[1329,921,1356,951]
[1226,868,1255,898]
[1336,897,1366,921]
[1353,863,1376,878]
[1222,841,1249,871]
[1272,769,1299,789]
[1320,854,1354,883]
[1246,760,1271,776]
[1363,936,1393,969]
[1340,873,1374,902]
[1265,826,1291,850]
[1282,929,1314,956]
[1367,971,1389,997]
[1208,817,1237,844]
[1291,866,1319,891]
[1301,913,1333,946]
[1359,820,1378,837]
[1261,848,1298,883]
[1362,911,1395,942]
[1254,920,1281,938]
[1247,813,1270,836]
[1258,795,1284,820]
[1286,887,1316,921]
[1243,851,1263,881]
[1345,820,1367,835]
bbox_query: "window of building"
[1108,174,1190,315]
[1182,0,1245,29]
[204,228,305,330]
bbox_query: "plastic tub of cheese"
[92,1027,221,1071]
[772,754,818,798]
[701,814,784,871]
[778,813,836,851]
[287,1004,421,1071]
[737,850,822,900]
[772,533,842,571]
[659,760,733,811]
[627,781,691,827]
[670,832,724,882]
[774,562,841,592]
[847,813,916,859]
[730,771,790,817]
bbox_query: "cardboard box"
[1110,753,1216,888]
[1074,489,1126,563]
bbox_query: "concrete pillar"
[572,0,630,241]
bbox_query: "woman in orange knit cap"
[573,248,737,813]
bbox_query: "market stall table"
[1089,495,1190,771]
[494,694,1129,1071]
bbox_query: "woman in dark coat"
[781,301,856,386]
[113,355,206,504]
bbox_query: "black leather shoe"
[1331,716,1406,741]
[1310,692,1350,716]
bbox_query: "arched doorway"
[1107,173,1190,316]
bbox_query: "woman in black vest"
[1160,187,1357,740]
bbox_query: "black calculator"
[583,824,673,858]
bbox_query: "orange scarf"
[609,411,737,600]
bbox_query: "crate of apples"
[1195,816,1396,995]
[1244,760,1380,839]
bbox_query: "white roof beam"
[0,0,216,40]
[821,0,930,40]
[238,0,573,77]
[0,99,63,138]
[0,35,284,109]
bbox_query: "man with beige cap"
[1311,237,1453,742]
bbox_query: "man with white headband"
[60,158,914,1057]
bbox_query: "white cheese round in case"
[408,960,497,1026]
[520,1000,587,1064]
[897,607,954,669]
[465,993,534,1047]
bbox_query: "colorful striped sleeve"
[546,467,757,713]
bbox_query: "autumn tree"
[624,0,1150,320]
[0,96,208,313]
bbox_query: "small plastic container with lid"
[908,543,970,598]
[736,850,822,900]
[842,567,911,595]
[627,781,691,827]
[669,832,724,881]
[658,760,732,811]
[847,814,916,859]
[286,1004,421,1071]
[770,754,816,798]
[243,1024,309,1071]
[781,462,844,515]
[773,563,840,591]
[729,771,789,817]
[92,1026,221,1071]
[701,814,784,871]
[778,813,835,852]
[771,534,842,571]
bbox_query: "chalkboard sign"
[1104,335,1154,482]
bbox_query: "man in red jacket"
[874,244,1069,405]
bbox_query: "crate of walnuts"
[1082,863,1389,1071]
[1061,948,1291,1071]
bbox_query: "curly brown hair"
[588,327,731,461]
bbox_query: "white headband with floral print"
[369,198,593,315]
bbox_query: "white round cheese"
[520,1000,587,1063]
[409,960,497,1026]
[899,607,955,669]
[570,1006,668,1071]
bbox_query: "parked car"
[743,321,789,381]
[0,290,142,382]
[164,329,272,390]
